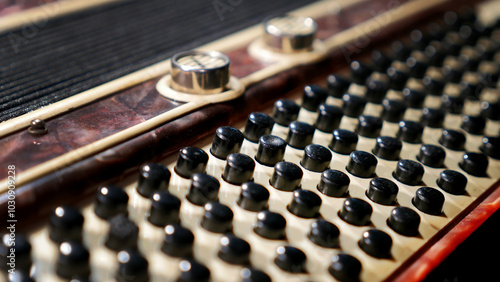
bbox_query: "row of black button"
[0,222,397,281]
[208,100,497,176]
[174,141,472,200]
[207,124,488,187]
[327,75,499,121]
[173,143,471,213]
[341,23,498,95]
[272,95,499,157]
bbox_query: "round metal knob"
[170,50,230,94]
[264,16,317,53]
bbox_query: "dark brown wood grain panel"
[0,0,55,16]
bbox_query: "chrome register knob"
[264,16,317,53]
[170,50,230,94]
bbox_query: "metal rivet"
[28,119,48,135]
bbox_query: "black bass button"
[211,126,244,160]
[381,99,407,123]
[330,129,358,155]
[137,163,171,198]
[481,136,500,159]
[218,234,251,265]
[286,121,315,149]
[178,259,210,282]
[0,234,31,272]
[174,147,209,178]
[186,173,220,206]
[222,153,255,185]
[342,94,367,118]
[288,189,322,218]
[478,66,499,88]
[424,42,445,67]
[255,135,287,166]
[443,10,460,30]
[6,270,34,282]
[367,178,399,205]
[423,75,445,96]
[301,85,328,112]
[459,152,489,177]
[315,104,343,133]
[393,159,424,186]
[254,210,287,240]
[237,182,270,212]
[387,67,409,90]
[365,76,389,104]
[371,50,392,72]
[56,242,90,280]
[308,219,340,248]
[339,198,372,226]
[148,192,181,227]
[439,129,466,151]
[244,112,275,143]
[359,229,392,258]
[350,61,373,84]
[413,187,445,215]
[441,33,463,57]
[105,214,139,251]
[402,88,426,109]
[409,29,429,50]
[442,64,463,83]
[397,120,424,144]
[240,267,272,282]
[406,55,427,78]
[49,206,84,244]
[441,95,464,114]
[373,136,402,161]
[162,224,194,258]
[94,186,129,220]
[437,170,467,195]
[274,246,307,273]
[200,202,233,233]
[317,169,350,197]
[481,101,500,121]
[417,144,446,168]
[116,250,149,282]
[270,161,303,192]
[356,115,383,138]
[388,206,420,236]
[458,24,479,45]
[346,151,377,178]
[301,144,332,172]
[272,99,300,126]
[329,253,362,281]
[461,115,486,135]
[421,108,445,128]
[459,80,481,99]
[327,74,351,98]
[391,41,411,61]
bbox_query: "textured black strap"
[0,0,316,121]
